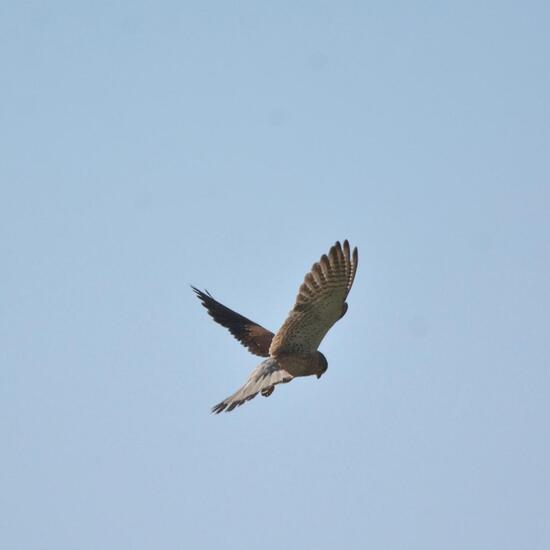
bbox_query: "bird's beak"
[316,373,323,379]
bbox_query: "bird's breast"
[274,354,319,378]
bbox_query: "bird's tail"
[212,358,293,413]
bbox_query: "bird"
[192,240,358,413]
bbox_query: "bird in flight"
[192,240,358,413]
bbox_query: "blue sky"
[2,2,549,549]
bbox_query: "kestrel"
[192,240,358,413]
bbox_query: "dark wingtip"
[192,285,214,302]
[189,285,204,298]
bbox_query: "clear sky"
[2,2,549,549]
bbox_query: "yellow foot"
[261,386,274,397]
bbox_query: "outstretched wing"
[269,240,358,356]
[192,286,274,357]
[212,358,293,413]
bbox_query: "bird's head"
[316,352,328,379]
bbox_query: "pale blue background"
[2,2,549,549]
